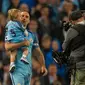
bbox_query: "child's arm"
[5,22,30,51]
[5,39,30,51]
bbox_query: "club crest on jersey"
[29,38,33,43]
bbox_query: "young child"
[5,9,30,72]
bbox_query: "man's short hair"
[69,10,83,21]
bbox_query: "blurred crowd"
[0,0,85,85]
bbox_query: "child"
[5,9,30,72]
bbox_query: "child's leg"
[10,50,17,72]
[10,50,17,62]
[21,48,29,64]
[22,48,28,58]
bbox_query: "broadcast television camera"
[61,21,72,31]
[52,50,73,75]
[52,50,69,65]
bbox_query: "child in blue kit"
[5,9,30,72]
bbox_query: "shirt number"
[10,29,16,37]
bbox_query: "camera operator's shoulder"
[66,27,79,39]
[67,26,78,34]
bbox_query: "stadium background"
[0,0,85,85]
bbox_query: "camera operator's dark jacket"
[62,21,85,69]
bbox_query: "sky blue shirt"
[5,21,39,76]
[5,20,25,43]
[14,31,39,76]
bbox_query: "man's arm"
[62,28,78,51]
[5,39,30,51]
[33,33,47,76]
[34,47,45,67]
[32,33,45,66]
[34,47,47,76]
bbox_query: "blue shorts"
[10,72,31,85]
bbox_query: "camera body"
[61,21,72,31]
[52,50,72,73]
[52,51,69,65]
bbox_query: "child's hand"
[23,39,30,46]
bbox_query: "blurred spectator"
[41,34,52,51]
[2,57,10,85]
[0,13,6,62]
[19,3,30,12]
[0,41,4,60]
[33,78,41,85]
[1,0,10,14]
[31,4,42,19]
[41,34,54,69]
[0,13,6,41]
[48,64,64,85]
[20,0,36,9]
[48,64,57,85]
[31,76,40,85]
[28,17,42,42]
[48,0,60,23]
[71,0,79,8]
[52,39,62,52]
[60,0,78,17]
[28,18,39,33]
[36,0,47,4]
[59,0,79,9]
[38,4,58,38]
[38,4,64,42]
[0,13,6,28]
[8,0,20,11]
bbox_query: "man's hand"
[40,66,48,76]
[23,39,30,46]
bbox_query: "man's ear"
[78,17,84,22]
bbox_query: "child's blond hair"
[8,8,20,21]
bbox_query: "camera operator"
[62,10,85,85]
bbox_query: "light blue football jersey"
[14,31,39,76]
[5,20,25,43]
[5,20,39,75]
[9,32,39,85]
